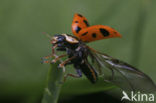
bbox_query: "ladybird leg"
[41,55,52,59]
[52,44,58,57]
[51,54,67,63]
[41,44,58,62]
[41,55,53,64]
[58,56,76,68]
[41,59,51,64]
[64,69,82,82]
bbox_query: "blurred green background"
[1,0,156,103]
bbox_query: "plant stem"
[42,62,63,103]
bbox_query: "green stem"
[42,62,63,103]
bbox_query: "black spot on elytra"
[99,28,109,37]
[81,32,88,36]
[83,20,89,26]
[75,26,81,33]
[75,21,78,23]
[114,31,118,34]
[92,33,96,38]
[77,14,83,17]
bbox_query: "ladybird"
[72,13,121,42]
[41,14,156,92]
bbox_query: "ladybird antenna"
[42,32,52,39]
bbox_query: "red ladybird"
[41,13,156,92]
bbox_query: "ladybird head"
[51,34,66,44]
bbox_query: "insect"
[42,14,156,92]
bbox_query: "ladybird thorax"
[62,34,79,44]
